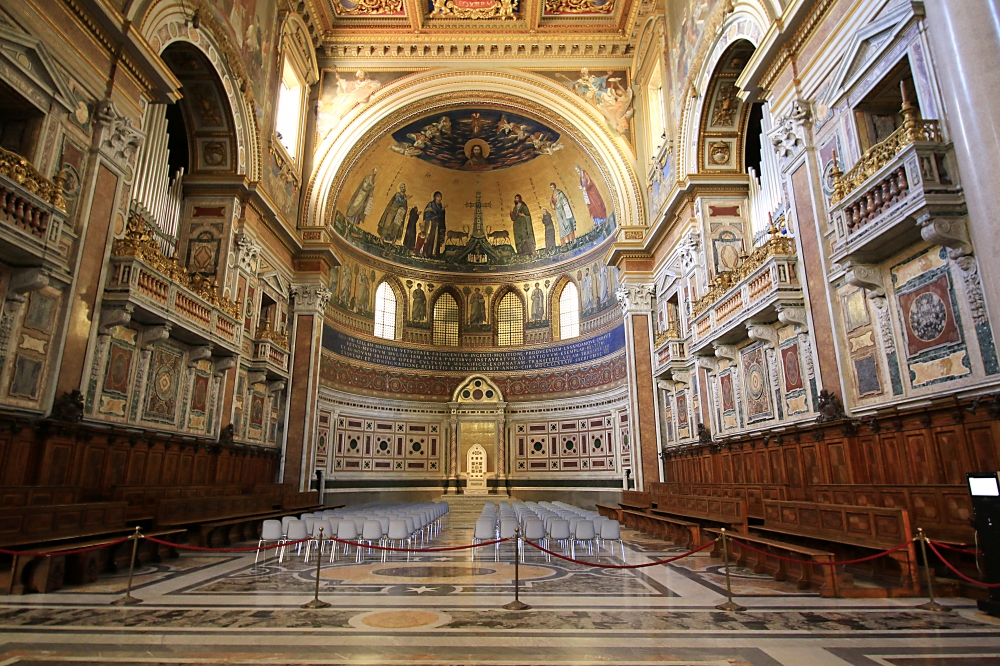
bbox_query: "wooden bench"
[281,491,320,512]
[705,527,842,597]
[0,486,81,508]
[595,504,622,522]
[811,484,974,544]
[619,490,651,511]
[755,500,918,593]
[652,493,749,533]
[0,501,129,594]
[112,484,246,521]
[685,484,787,520]
[622,508,701,548]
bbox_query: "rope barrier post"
[715,528,745,612]
[112,526,143,606]
[503,526,531,611]
[303,527,331,609]
[916,528,951,612]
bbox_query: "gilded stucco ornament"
[431,0,517,20]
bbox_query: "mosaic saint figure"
[582,268,594,312]
[377,183,409,242]
[412,284,427,322]
[470,288,486,326]
[339,263,353,303]
[423,191,446,258]
[356,269,371,313]
[403,206,419,251]
[541,210,557,251]
[550,182,577,245]
[344,167,377,227]
[509,194,536,255]
[598,264,609,304]
[575,165,608,225]
[531,283,545,321]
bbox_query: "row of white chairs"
[471,500,624,562]
[255,502,449,565]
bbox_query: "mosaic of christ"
[331,108,617,273]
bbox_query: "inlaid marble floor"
[2,499,1000,665]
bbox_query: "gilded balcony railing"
[691,226,795,318]
[0,146,66,210]
[111,211,241,321]
[830,83,942,204]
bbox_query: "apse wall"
[315,237,630,501]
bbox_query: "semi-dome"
[327,104,618,275]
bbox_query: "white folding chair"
[256,519,282,564]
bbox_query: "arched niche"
[446,375,508,494]
[137,0,261,181]
[304,69,641,235]
[676,9,766,179]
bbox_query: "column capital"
[291,283,332,315]
[616,283,656,316]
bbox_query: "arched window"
[559,282,580,340]
[275,56,305,160]
[433,293,459,346]
[497,292,524,347]
[373,282,397,340]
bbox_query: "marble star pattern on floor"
[1,500,999,666]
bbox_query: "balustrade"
[103,210,242,353]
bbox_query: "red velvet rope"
[930,541,981,556]
[144,536,311,553]
[725,535,914,567]
[323,536,508,552]
[522,538,716,568]
[0,537,131,558]
[926,539,1000,588]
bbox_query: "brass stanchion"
[715,528,745,612]
[916,528,951,612]
[303,527,331,609]
[503,526,531,611]
[112,526,143,606]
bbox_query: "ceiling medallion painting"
[334,0,406,15]
[543,0,615,15]
[330,106,616,274]
[429,0,518,20]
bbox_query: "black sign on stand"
[968,472,1000,616]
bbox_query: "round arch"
[137,0,261,181]
[549,274,580,341]
[428,286,464,345]
[491,285,526,346]
[677,8,767,178]
[372,276,406,341]
[304,69,642,234]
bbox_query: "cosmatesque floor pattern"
[2,501,1000,665]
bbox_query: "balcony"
[688,232,802,353]
[828,117,964,265]
[654,328,688,378]
[103,211,242,354]
[248,327,290,379]
[0,147,73,272]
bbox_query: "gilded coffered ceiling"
[299,0,654,57]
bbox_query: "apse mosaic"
[330,106,617,274]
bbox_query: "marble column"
[924,0,1000,323]
[617,282,662,491]
[284,284,331,491]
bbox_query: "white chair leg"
[255,540,263,564]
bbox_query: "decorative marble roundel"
[747,366,766,400]
[909,292,948,342]
[783,350,800,387]
[154,366,173,399]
